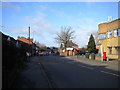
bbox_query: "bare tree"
[55,26,75,50]
[35,42,46,48]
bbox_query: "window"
[108,47,112,54]
[108,31,112,38]
[119,29,120,36]
[114,29,120,37]
[115,47,120,55]
[99,33,106,39]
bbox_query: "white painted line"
[61,60,94,70]
[100,71,119,77]
[78,65,94,70]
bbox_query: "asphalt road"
[39,56,119,88]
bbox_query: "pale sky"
[1,1,118,48]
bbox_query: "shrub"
[89,55,95,60]
[85,55,89,59]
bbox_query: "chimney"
[108,16,112,22]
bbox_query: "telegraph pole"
[28,26,31,57]
[29,26,30,45]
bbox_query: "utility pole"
[28,26,31,57]
[29,26,30,45]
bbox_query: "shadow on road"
[58,56,119,75]
[12,56,119,88]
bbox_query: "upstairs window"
[108,31,112,38]
[99,33,106,39]
[114,29,120,37]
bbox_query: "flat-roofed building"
[97,18,120,61]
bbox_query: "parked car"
[85,52,95,55]
[76,52,85,55]
[39,52,44,56]
[44,52,49,56]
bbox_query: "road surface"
[14,56,119,88]
[39,56,119,88]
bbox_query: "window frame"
[114,29,120,37]
[115,47,120,55]
[99,33,106,40]
[108,30,112,38]
[118,29,120,36]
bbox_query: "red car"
[39,52,44,56]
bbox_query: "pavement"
[13,56,50,88]
[65,55,119,71]
[13,55,119,88]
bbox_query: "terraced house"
[97,18,120,61]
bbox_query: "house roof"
[66,40,78,47]
[17,36,33,45]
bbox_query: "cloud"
[8,12,54,39]
[8,26,31,38]
[84,18,94,24]
[76,18,96,26]
[50,9,72,19]
[25,12,57,34]
[23,12,58,46]
[21,2,48,11]
[2,5,59,46]
[74,27,96,48]
[2,2,21,11]
[68,19,98,48]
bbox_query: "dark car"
[76,52,85,55]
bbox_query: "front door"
[68,50,71,56]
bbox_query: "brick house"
[97,18,120,61]
[17,36,37,55]
[18,36,33,45]
[59,40,79,56]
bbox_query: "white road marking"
[78,65,94,70]
[61,60,94,70]
[100,71,119,77]
[61,59,119,77]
